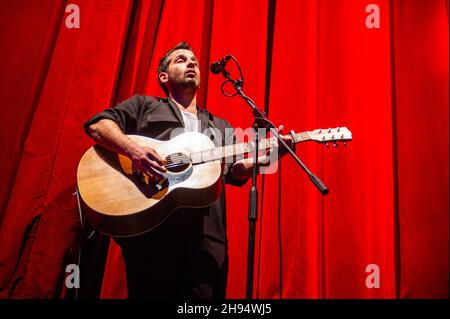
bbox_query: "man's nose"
[187,59,197,68]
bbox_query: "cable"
[256,172,266,299]
[220,55,245,98]
[277,154,283,299]
[75,186,96,240]
[230,55,245,86]
[221,79,237,97]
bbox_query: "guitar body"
[77,132,222,237]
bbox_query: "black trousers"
[115,209,228,299]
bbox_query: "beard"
[169,72,200,91]
[181,77,200,90]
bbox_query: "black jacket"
[84,94,247,243]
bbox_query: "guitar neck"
[190,131,310,164]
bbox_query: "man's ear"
[159,72,168,84]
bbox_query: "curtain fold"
[0,0,133,298]
[0,0,67,226]
[0,0,447,299]
[392,0,449,298]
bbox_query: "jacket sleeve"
[83,94,144,135]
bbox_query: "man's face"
[160,49,200,93]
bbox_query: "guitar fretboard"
[190,131,310,164]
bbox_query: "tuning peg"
[328,128,332,133]
[337,127,340,132]
[333,143,339,148]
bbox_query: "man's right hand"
[130,146,167,183]
[87,119,167,183]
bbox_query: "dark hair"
[157,41,194,96]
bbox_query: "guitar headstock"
[308,127,352,147]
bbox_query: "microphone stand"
[217,63,328,299]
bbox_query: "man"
[84,42,291,298]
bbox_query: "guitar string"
[157,145,277,170]
[165,139,273,161]
[164,149,266,165]
[162,139,275,167]
[157,134,341,166]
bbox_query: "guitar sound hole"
[165,153,191,173]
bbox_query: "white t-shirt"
[181,111,200,133]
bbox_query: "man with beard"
[84,42,291,298]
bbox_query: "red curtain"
[0,0,447,299]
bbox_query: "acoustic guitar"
[76,127,352,237]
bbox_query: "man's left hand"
[273,125,294,157]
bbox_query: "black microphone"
[210,55,231,74]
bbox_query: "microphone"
[210,55,231,74]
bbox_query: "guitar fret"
[190,152,202,164]
[225,145,233,157]
[200,150,211,162]
[207,149,215,161]
[261,139,272,149]
[247,142,254,153]
[296,132,309,142]
[213,148,221,160]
